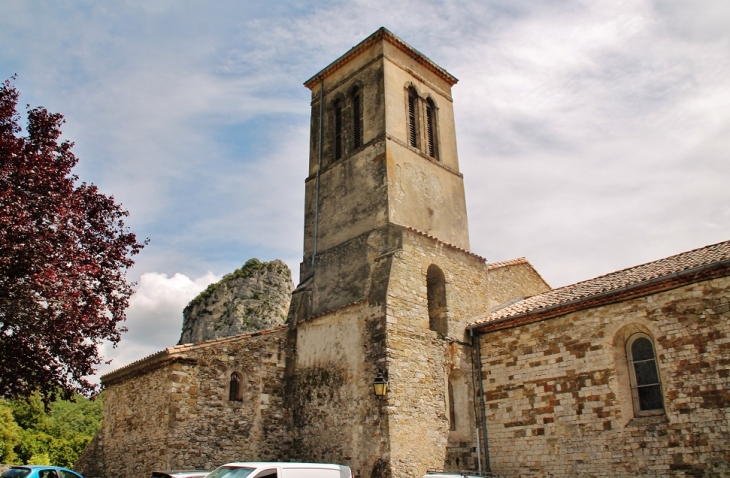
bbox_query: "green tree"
[6,392,102,466]
[0,400,21,463]
[0,78,147,405]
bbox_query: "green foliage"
[1,392,102,467]
[0,400,21,463]
[28,452,50,465]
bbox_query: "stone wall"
[102,361,173,478]
[478,274,730,477]
[75,431,104,478]
[168,330,289,469]
[383,229,549,478]
[101,329,289,478]
[289,303,387,478]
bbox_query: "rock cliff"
[178,258,294,344]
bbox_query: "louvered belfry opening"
[408,89,418,148]
[426,99,436,158]
[334,102,343,161]
[353,88,363,149]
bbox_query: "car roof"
[153,472,207,474]
[221,463,347,469]
[11,467,76,472]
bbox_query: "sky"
[2,0,729,380]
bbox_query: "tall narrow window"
[334,102,343,161]
[352,88,363,149]
[229,372,242,402]
[426,99,437,159]
[408,89,418,148]
[427,264,447,336]
[627,334,664,414]
[448,381,456,431]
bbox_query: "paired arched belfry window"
[427,264,447,336]
[331,86,365,163]
[627,334,664,414]
[406,86,439,160]
[229,372,243,402]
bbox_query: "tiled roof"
[403,226,486,262]
[469,239,730,330]
[101,326,287,383]
[487,257,528,270]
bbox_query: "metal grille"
[353,92,363,149]
[334,104,343,160]
[426,103,436,158]
[408,93,418,147]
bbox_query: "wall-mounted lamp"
[373,369,389,398]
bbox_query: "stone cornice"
[304,27,458,89]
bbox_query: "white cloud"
[95,271,220,379]
[3,0,729,379]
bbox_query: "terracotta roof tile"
[101,326,288,381]
[487,257,528,270]
[469,239,730,328]
[403,226,486,262]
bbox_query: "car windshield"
[205,467,255,478]
[1,469,31,478]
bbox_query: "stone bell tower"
[287,28,489,478]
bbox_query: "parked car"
[422,470,506,478]
[205,462,352,478]
[152,471,209,478]
[0,466,83,478]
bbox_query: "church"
[77,28,730,478]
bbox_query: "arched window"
[229,372,243,402]
[352,87,363,149]
[407,87,419,148]
[627,334,664,414]
[425,98,438,159]
[427,264,447,336]
[333,100,343,161]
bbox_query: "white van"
[205,463,352,478]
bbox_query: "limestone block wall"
[101,329,289,478]
[102,364,173,478]
[165,330,289,470]
[478,275,730,477]
[290,303,387,478]
[383,230,549,478]
[485,259,551,314]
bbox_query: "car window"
[59,471,82,478]
[37,470,59,478]
[252,470,277,478]
[205,467,255,478]
[1,469,32,478]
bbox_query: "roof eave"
[304,27,458,89]
[468,259,730,334]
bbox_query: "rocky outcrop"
[178,258,294,344]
